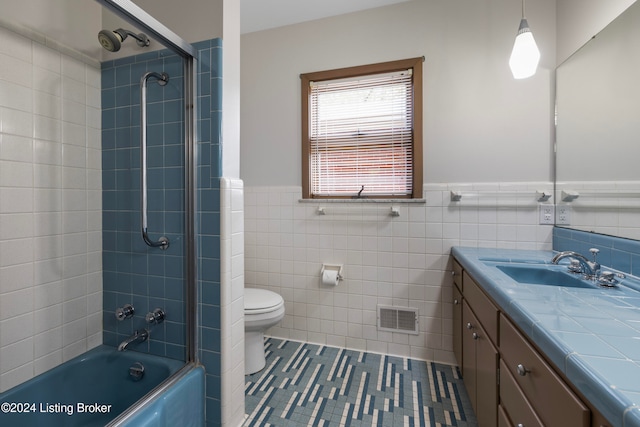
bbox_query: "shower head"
[98,29,150,52]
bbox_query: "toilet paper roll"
[322,269,340,286]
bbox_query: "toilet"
[244,288,285,375]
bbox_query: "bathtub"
[0,345,202,427]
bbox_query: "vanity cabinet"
[452,257,613,427]
[452,259,498,427]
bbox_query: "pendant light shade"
[509,1,540,79]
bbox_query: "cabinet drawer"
[463,271,498,344]
[499,314,589,427]
[499,359,544,427]
[452,259,463,290]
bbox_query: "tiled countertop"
[451,246,640,427]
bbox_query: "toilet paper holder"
[321,263,343,281]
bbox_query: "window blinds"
[309,69,414,198]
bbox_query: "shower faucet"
[118,329,149,351]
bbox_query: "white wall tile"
[0,53,33,88]
[1,107,33,136]
[0,213,33,240]
[34,350,62,377]
[245,184,553,364]
[0,26,102,390]
[0,81,32,113]
[0,362,33,393]
[0,238,33,267]
[0,264,33,294]
[0,160,33,188]
[0,313,34,346]
[219,178,246,427]
[32,43,60,73]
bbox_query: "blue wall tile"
[102,48,187,361]
[195,39,224,427]
[553,227,640,276]
[102,38,224,425]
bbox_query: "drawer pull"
[472,332,479,340]
[452,270,456,276]
[517,424,524,427]
[454,299,459,305]
[516,364,530,376]
[466,322,473,330]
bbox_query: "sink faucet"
[551,248,601,279]
[118,329,149,351]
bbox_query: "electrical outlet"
[539,205,555,225]
[557,205,572,225]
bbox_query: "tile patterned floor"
[244,338,478,427]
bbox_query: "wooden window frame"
[301,57,423,199]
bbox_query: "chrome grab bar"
[140,71,170,250]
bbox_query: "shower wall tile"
[0,24,102,393]
[101,47,188,360]
[192,38,243,427]
[244,182,554,365]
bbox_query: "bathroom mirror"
[555,1,640,240]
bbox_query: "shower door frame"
[95,0,199,363]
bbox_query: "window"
[301,57,423,199]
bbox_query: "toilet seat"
[245,288,284,315]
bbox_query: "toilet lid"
[245,288,283,312]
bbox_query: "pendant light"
[508,0,540,79]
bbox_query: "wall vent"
[377,305,419,335]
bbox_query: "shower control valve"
[146,308,165,324]
[115,304,135,321]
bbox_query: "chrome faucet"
[551,248,601,279]
[118,329,149,351]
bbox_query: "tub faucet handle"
[115,304,135,321]
[146,308,165,324]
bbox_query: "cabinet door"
[498,405,513,427]
[453,285,462,367]
[462,301,477,408]
[475,312,498,427]
[462,301,498,427]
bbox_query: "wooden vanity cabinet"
[452,262,499,427]
[451,257,612,427]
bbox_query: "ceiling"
[240,0,413,34]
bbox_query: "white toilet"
[244,288,285,375]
